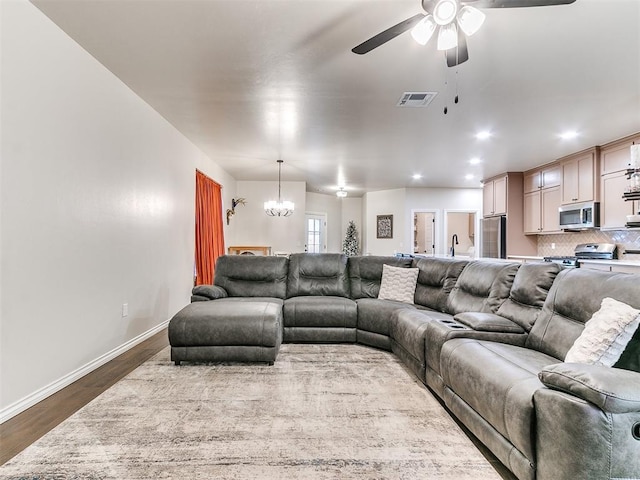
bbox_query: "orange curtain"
[195,170,225,285]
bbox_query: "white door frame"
[443,209,481,258]
[410,209,438,256]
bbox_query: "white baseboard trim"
[0,320,169,424]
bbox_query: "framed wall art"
[376,214,393,239]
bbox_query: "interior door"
[413,211,436,255]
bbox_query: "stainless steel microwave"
[559,201,600,230]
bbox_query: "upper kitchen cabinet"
[560,147,600,205]
[483,175,507,217]
[601,133,640,175]
[599,133,640,230]
[524,164,561,193]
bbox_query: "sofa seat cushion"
[283,296,357,328]
[440,339,559,461]
[356,298,416,336]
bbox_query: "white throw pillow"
[565,297,640,367]
[377,264,419,304]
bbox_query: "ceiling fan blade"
[446,29,469,67]
[352,13,426,55]
[467,0,576,8]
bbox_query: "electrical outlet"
[122,303,128,317]
[551,243,556,250]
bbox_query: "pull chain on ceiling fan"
[352,0,577,66]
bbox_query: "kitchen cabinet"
[524,164,561,193]
[560,148,599,205]
[599,134,640,230]
[601,133,640,175]
[523,164,562,234]
[524,186,561,234]
[483,175,507,217]
[481,172,537,256]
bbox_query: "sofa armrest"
[191,284,228,301]
[539,363,640,414]
[453,312,525,333]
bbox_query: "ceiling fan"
[352,0,577,67]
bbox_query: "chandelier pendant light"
[264,160,294,217]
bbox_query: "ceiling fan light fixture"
[457,6,485,37]
[437,23,458,51]
[410,15,437,45]
[433,0,458,26]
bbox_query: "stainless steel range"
[544,243,617,268]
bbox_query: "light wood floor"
[0,331,515,479]
[0,329,169,465]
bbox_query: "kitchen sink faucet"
[450,234,459,257]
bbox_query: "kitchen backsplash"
[538,230,640,259]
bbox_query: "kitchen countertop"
[578,258,640,267]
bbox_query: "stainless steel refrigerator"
[480,216,506,259]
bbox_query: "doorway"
[412,211,436,256]
[305,213,327,253]
[444,210,478,258]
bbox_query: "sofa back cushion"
[412,257,468,311]
[348,256,414,299]
[527,269,640,371]
[446,261,520,315]
[214,255,289,298]
[496,262,562,332]
[286,253,350,298]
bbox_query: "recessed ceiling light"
[559,130,579,140]
[476,130,492,140]
[412,174,423,180]
[469,157,481,165]
[465,174,474,180]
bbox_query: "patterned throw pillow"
[377,264,419,304]
[565,297,640,367]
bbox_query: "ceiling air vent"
[396,91,438,108]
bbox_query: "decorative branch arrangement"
[226,198,246,225]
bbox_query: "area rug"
[0,344,502,479]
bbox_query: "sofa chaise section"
[168,300,283,365]
[168,255,289,364]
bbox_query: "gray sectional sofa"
[168,253,640,480]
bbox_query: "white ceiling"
[31,0,640,196]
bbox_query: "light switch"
[122,303,128,317]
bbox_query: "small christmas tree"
[343,220,360,257]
